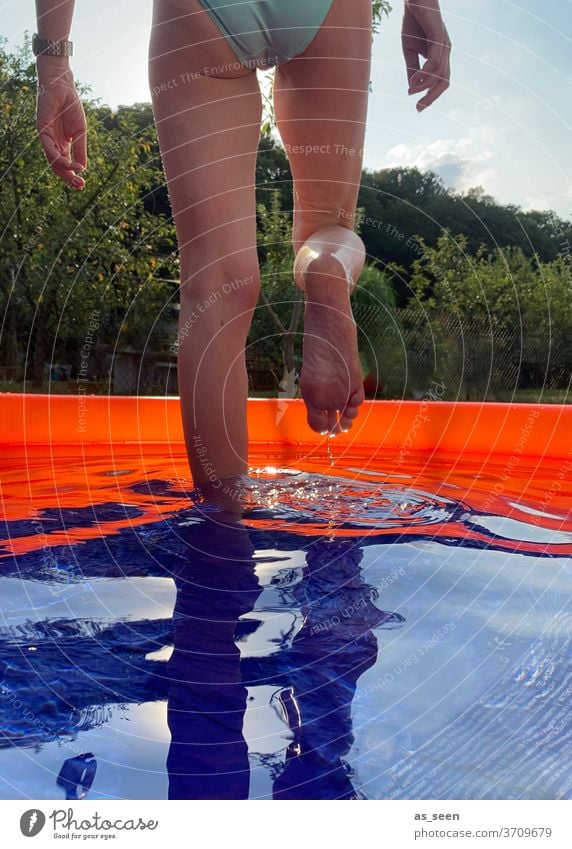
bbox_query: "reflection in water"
[166,509,404,799]
[166,514,260,799]
[56,753,97,799]
[0,460,570,799]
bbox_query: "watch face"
[32,34,48,56]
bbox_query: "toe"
[325,409,339,435]
[306,406,331,434]
[339,410,356,432]
[339,406,358,430]
[339,388,365,431]
[349,386,365,407]
[344,404,360,420]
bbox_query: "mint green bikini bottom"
[197,0,334,68]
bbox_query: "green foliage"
[249,191,300,388]
[358,168,572,304]
[351,261,404,396]
[398,232,572,398]
[1,32,570,399]
[256,132,293,214]
[372,1,393,32]
[352,260,397,312]
[0,38,177,383]
[405,230,572,334]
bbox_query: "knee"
[179,263,260,312]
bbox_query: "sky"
[4,0,572,218]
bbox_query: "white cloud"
[385,136,498,195]
[523,191,572,214]
[522,196,551,212]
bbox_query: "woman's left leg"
[149,0,263,488]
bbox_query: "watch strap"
[33,33,73,58]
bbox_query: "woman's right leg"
[149,0,262,488]
[274,0,372,435]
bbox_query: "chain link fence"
[354,304,571,401]
[4,304,570,401]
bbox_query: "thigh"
[149,0,263,293]
[150,0,250,78]
[273,0,373,251]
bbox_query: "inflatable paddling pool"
[0,394,570,800]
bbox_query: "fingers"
[416,78,450,112]
[408,32,451,112]
[39,130,86,189]
[71,126,88,171]
[408,54,441,92]
[401,8,428,85]
[37,99,88,189]
[402,48,421,87]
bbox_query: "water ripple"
[211,468,462,531]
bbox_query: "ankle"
[293,226,365,294]
[305,259,352,308]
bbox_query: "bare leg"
[149,0,262,486]
[274,0,372,434]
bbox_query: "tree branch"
[288,295,303,334]
[259,286,286,334]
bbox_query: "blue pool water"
[0,458,571,800]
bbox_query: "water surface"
[1,447,570,799]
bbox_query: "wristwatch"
[32,32,74,58]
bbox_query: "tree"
[352,260,401,396]
[250,190,301,395]
[0,37,177,386]
[357,168,572,306]
[401,231,572,397]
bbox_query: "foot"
[298,252,365,435]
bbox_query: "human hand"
[36,59,87,189]
[402,0,452,112]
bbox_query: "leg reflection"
[273,539,403,799]
[166,510,403,800]
[166,512,262,799]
